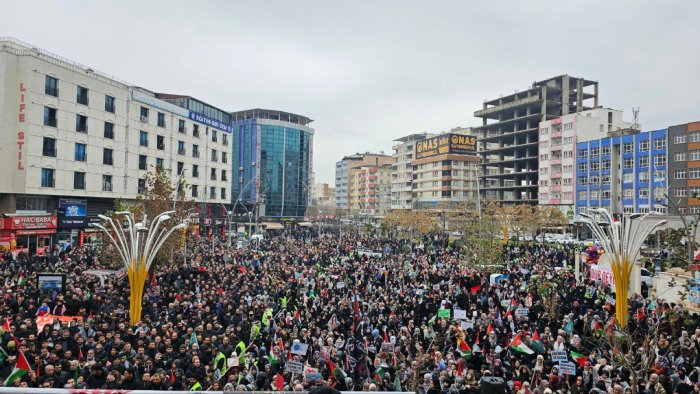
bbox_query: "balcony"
[550,185,562,192]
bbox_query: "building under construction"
[475,75,599,204]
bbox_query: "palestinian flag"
[0,320,10,333]
[530,330,546,354]
[456,338,472,358]
[509,334,534,354]
[486,323,493,336]
[328,359,346,382]
[505,299,517,318]
[593,321,604,336]
[3,351,31,386]
[570,351,587,367]
[469,284,481,295]
[17,275,26,287]
[268,341,279,365]
[374,365,386,382]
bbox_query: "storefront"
[0,215,58,256]
[57,198,88,250]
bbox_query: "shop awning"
[262,222,284,230]
[298,222,313,227]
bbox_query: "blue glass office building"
[575,129,667,215]
[231,109,314,219]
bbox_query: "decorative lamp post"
[577,208,666,327]
[91,211,186,325]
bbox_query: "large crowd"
[0,231,698,394]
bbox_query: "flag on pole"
[469,284,481,295]
[3,351,31,387]
[531,330,546,353]
[570,351,587,367]
[0,320,10,334]
[508,333,534,354]
[457,338,472,359]
[486,323,493,335]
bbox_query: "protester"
[0,233,697,393]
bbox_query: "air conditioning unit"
[238,167,243,171]
[140,116,148,123]
[251,162,256,166]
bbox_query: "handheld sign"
[558,362,576,375]
[453,309,467,320]
[515,308,529,318]
[551,350,568,363]
[438,309,450,318]
[286,360,304,374]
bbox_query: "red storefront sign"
[16,229,56,236]
[2,216,58,230]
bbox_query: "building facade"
[0,38,232,253]
[350,163,392,218]
[334,153,393,215]
[668,121,700,214]
[538,108,633,215]
[230,109,314,219]
[391,133,429,210]
[575,129,668,215]
[476,75,599,204]
[312,183,335,207]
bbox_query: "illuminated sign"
[415,133,477,159]
[188,111,232,133]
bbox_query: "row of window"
[673,187,700,198]
[579,187,665,200]
[42,138,115,165]
[45,76,116,113]
[674,132,700,144]
[576,155,667,171]
[578,138,666,158]
[578,171,666,185]
[673,150,700,162]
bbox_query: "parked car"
[640,267,655,287]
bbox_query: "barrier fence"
[0,389,405,394]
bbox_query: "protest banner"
[453,308,467,320]
[515,307,529,318]
[286,360,303,374]
[558,361,576,375]
[551,350,568,363]
[438,309,450,318]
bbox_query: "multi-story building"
[538,108,633,215]
[476,75,599,204]
[312,183,335,207]
[0,37,232,253]
[350,163,392,218]
[668,121,700,214]
[334,153,393,214]
[391,133,430,209]
[411,132,480,210]
[230,109,314,220]
[575,129,668,215]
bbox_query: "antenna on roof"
[632,107,640,130]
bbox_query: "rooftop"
[231,108,313,126]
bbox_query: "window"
[178,141,185,155]
[623,142,634,153]
[191,185,198,198]
[42,137,56,157]
[177,162,184,175]
[193,124,200,137]
[105,95,115,113]
[691,187,700,196]
[590,147,600,158]
[540,153,548,161]
[102,175,113,192]
[100,148,113,166]
[211,168,217,181]
[73,172,85,190]
[602,160,611,170]
[654,171,665,182]
[654,155,666,166]
[578,163,587,172]
[77,86,89,105]
[602,190,611,200]
[104,122,114,139]
[624,189,633,199]
[578,191,588,200]
[192,164,199,178]
[221,170,227,182]
[222,152,228,164]
[44,107,57,127]
[221,188,227,200]
[639,207,650,213]
[211,130,218,143]
[622,173,632,183]
[691,131,700,143]
[590,191,599,199]
[74,143,87,162]
[222,134,228,146]
[675,134,687,144]
[639,171,649,183]
[639,140,649,152]
[578,149,588,158]
[155,158,164,168]
[654,138,666,150]
[692,207,700,214]
[590,175,599,184]
[45,76,58,97]
[691,150,700,161]
[139,131,148,147]
[140,107,149,122]
[157,135,165,150]
[639,189,648,198]
[563,150,573,158]
[192,144,199,158]
[75,114,88,133]
[601,146,611,156]
[675,152,687,162]
[178,120,186,133]
[41,168,55,188]
[209,187,216,199]
[690,168,700,179]
[675,169,687,179]
[138,155,147,170]
[541,141,549,148]
[578,176,588,185]
[563,122,573,131]
[211,149,218,162]
[639,156,649,167]
[138,179,146,194]
[601,175,611,184]
[157,112,165,127]
[563,136,573,144]
[590,162,600,172]
[623,157,634,168]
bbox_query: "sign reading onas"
[415,133,477,159]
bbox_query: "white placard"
[605,295,616,305]
[558,361,576,375]
[515,308,529,317]
[286,360,304,374]
[454,308,467,320]
[551,350,568,363]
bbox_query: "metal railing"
[0,389,406,394]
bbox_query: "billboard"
[58,198,87,228]
[415,133,477,159]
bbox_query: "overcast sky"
[2,1,699,183]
